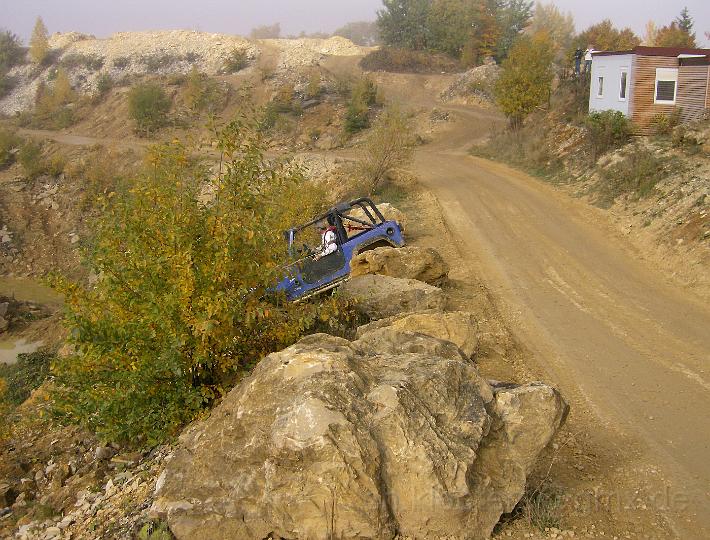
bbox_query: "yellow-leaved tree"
[51,119,354,446]
[494,31,554,129]
[29,16,50,65]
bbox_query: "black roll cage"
[283,198,387,250]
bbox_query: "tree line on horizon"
[375,2,701,66]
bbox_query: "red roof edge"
[593,46,710,58]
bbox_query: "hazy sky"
[2,0,709,46]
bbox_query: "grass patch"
[138,520,174,540]
[471,123,564,179]
[496,481,563,533]
[593,148,672,208]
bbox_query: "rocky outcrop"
[340,274,446,319]
[152,332,568,540]
[350,245,449,285]
[356,310,478,358]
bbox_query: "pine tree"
[29,16,50,65]
[675,7,694,35]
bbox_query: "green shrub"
[343,76,380,135]
[358,105,416,192]
[0,71,16,98]
[112,56,131,69]
[352,76,379,107]
[0,350,53,406]
[183,68,228,113]
[273,83,298,113]
[257,102,279,132]
[360,47,461,73]
[95,72,113,98]
[140,52,183,71]
[305,71,323,99]
[18,140,46,178]
[595,148,669,207]
[50,121,355,446]
[344,99,371,134]
[61,53,104,71]
[46,153,67,176]
[223,48,249,73]
[584,110,633,160]
[51,107,75,129]
[0,30,24,71]
[32,70,77,129]
[128,82,171,135]
[0,127,21,168]
[651,110,681,136]
[65,147,126,210]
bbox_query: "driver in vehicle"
[314,216,338,260]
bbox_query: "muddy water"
[0,277,63,306]
[0,338,43,365]
[0,277,60,364]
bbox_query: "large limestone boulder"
[152,333,568,540]
[340,274,445,319]
[350,246,449,285]
[356,310,478,358]
[353,325,468,360]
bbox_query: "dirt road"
[17,128,150,152]
[414,106,710,537]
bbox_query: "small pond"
[0,338,43,365]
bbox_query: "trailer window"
[654,68,678,104]
[619,70,628,100]
[597,76,604,97]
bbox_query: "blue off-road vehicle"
[276,198,405,301]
